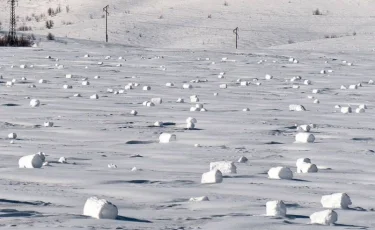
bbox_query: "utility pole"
[233,27,239,49]
[8,0,18,45]
[103,5,109,42]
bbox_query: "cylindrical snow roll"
[268,167,293,180]
[266,200,287,217]
[159,133,176,143]
[310,210,338,225]
[295,133,315,143]
[83,197,118,219]
[321,193,352,209]
[201,169,223,184]
[19,154,44,168]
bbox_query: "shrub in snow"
[176,98,184,103]
[8,133,17,139]
[321,193,352,209]
[58,157,67,163]
[183,84,193,89]
[297,163,318,173]
[219,84,227,89]
[189,196,209,202]
[268,167,293,180]
[238,156,248,163]
[310,210,338,225]
[210,161,237,174]
[340,107,352,114]
[201,169,223,184]
[44,121,54,127]
[289,104,306,111]
[151,98,162,104]
[159,133,176,143]
[30,99,40,107]
[130,110,138,116]
[356,108,365,113]
[265,74,273,80]
[19,154,44,168]
[295,133,315,143]
[297,125,310,132]
[83,197,118,219]
[90,94,99,99]
[266,200,287,217]
[143,86,151,91]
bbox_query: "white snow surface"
[1,6,375,227]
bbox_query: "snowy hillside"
[1,0,375,49]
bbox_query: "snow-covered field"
[1,36,375,229]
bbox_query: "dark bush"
[46,32,55,40]
[0,34,32,47]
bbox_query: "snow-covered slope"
[1,0,375,49]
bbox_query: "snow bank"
[321,193,352,209]
[83,197,118,219]
[266,200,287,217]
[268,167,293,180]
[201,169,223,184]
[209,161,237,174]
[310,210,338,225]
